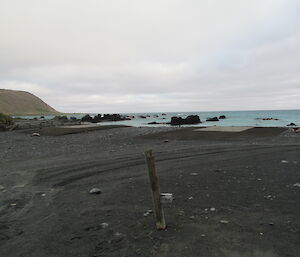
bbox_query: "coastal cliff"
[0,89,60,115]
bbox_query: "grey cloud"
[0,0,300,112]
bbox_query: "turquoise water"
[14,110,300,127]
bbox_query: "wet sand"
[0,126,299,257]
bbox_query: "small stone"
[10,203,17,206]
[100,222,109,229]
[160,193,174,203]
[210,207,216,212]
[164,139,169,143]
[189,215,195,220]
[188,196,193,200]
[259,232,264,236]
[190,173,198,176]
[143,212,150,217]
[293,183,300,187]
[257,178,262,181]
[89,188,102,194]
[264,195,273,199]
[147,209,153,213]
[281,160,289,163]
[31,132,40,137]
[0,185,4,190]
[114,232,124,242]
[201,234,206,237]
[220,220,229,224]
[41,193,46,197]
[269,222,274,226]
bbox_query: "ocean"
[14,109,300,127]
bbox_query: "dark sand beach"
[0,126,299,257]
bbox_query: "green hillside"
[0,89,60,115]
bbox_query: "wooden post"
[145,150,166,230]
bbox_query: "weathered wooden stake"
[145,150,166,230]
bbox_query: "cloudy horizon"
[1,0,300,113]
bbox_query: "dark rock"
[139,115,147,119]
[102,114,131,122]
[206,117,219,122]
[92,114,103,123]
[81,114,130,123]
[148,122,159,125]
[81,114,93,122]
[53,115,68,121]
[170,115,201,125]
[219,115,226,119]
[287,123,296,126]
[185,115,201,124]
[170,116,184,125]
[256,117,279,121]
[162,113,166,115]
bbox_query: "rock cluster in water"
[81,114,131,123]
[170,115,201,125]
[255,117,279,121]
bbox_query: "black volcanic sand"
[0,126,299,257]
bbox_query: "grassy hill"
[0,89,60,115]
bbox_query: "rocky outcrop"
[81,114,130,123]
[53,115,68,122]
[170,115,201,125]
[81,114,93,122]
[206,117,219,122]
[287,123,296,126]
[219,115,226,119]
[0,113,14,131]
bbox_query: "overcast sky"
[1,0,300,113]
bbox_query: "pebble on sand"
[220,220,229,224]
[100,222,109,229]
[89,188,102,194]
